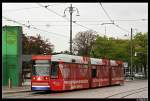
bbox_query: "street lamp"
[63,4,80,55]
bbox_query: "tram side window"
[92,68,97,78]
[62,63,71,80]
[51,62,58,79]
[112,66,116,77]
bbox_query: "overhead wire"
[3,7,42,12]
[4,3,142,38]
[99,3,130,33]
[3,20,120,26]
[2,16,69,39]
[37,3,99,31]
[2,16,30,28]
[2,19,148,22]
[113,24,130,33]
[99,3,114,23]
[3,3,147,34]
[3,3,94,38]
[3,3,62,12]
[37,3,66,19]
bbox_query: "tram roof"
[110,60,118,66]
[51,54,86,64]
[51,54,106,65]
[90,58,104,65]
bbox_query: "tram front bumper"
[31,86,50,91]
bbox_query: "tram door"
[88,66,92,88]
[109,65,112,85]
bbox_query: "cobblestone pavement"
[2,80,148,98]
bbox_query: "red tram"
[31,54,124,91]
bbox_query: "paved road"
[2,80,148,98]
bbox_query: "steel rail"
[105,86,148,98]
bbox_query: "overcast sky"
[2,3,148,52]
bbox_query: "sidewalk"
[125,78,134,82]
[2,85,31,94]
[2,80,31,94]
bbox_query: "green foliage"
[90,32,147,78]
[73,30,148,78]
[92,36,130,61]
[133,32,148,78]
[22,34,54,55]
[90,32,147,63]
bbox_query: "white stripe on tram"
[32,86,50,87]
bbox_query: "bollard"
[8,78,12,88]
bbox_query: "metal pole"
[130,28,133,79]
[64,4,79,55]
[8,78,12,88]
[101,23,114,37]
[69,4,73,55]
[105,24,106,36]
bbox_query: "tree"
[22,34,54,55]
[133,32,148,78]
[92,36,112,58]
[22,33,30,54]
[92,36,130,61]
[73,30,97,56]
[61,50,70,54]
[92,32,148,78]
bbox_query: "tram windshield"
[32,60,50,76]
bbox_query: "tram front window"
[32,60,50,76]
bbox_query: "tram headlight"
[44,76,48,80]
[32,77,36,80]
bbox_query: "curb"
[125,79,147,82]
[125,80,133,82]
[2,90,31,94]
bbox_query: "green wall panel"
[2,26,22,86]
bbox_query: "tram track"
[3,80,148,98]
[105,86,148,98]
[121,89,147,98]
[3,87,148,98]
